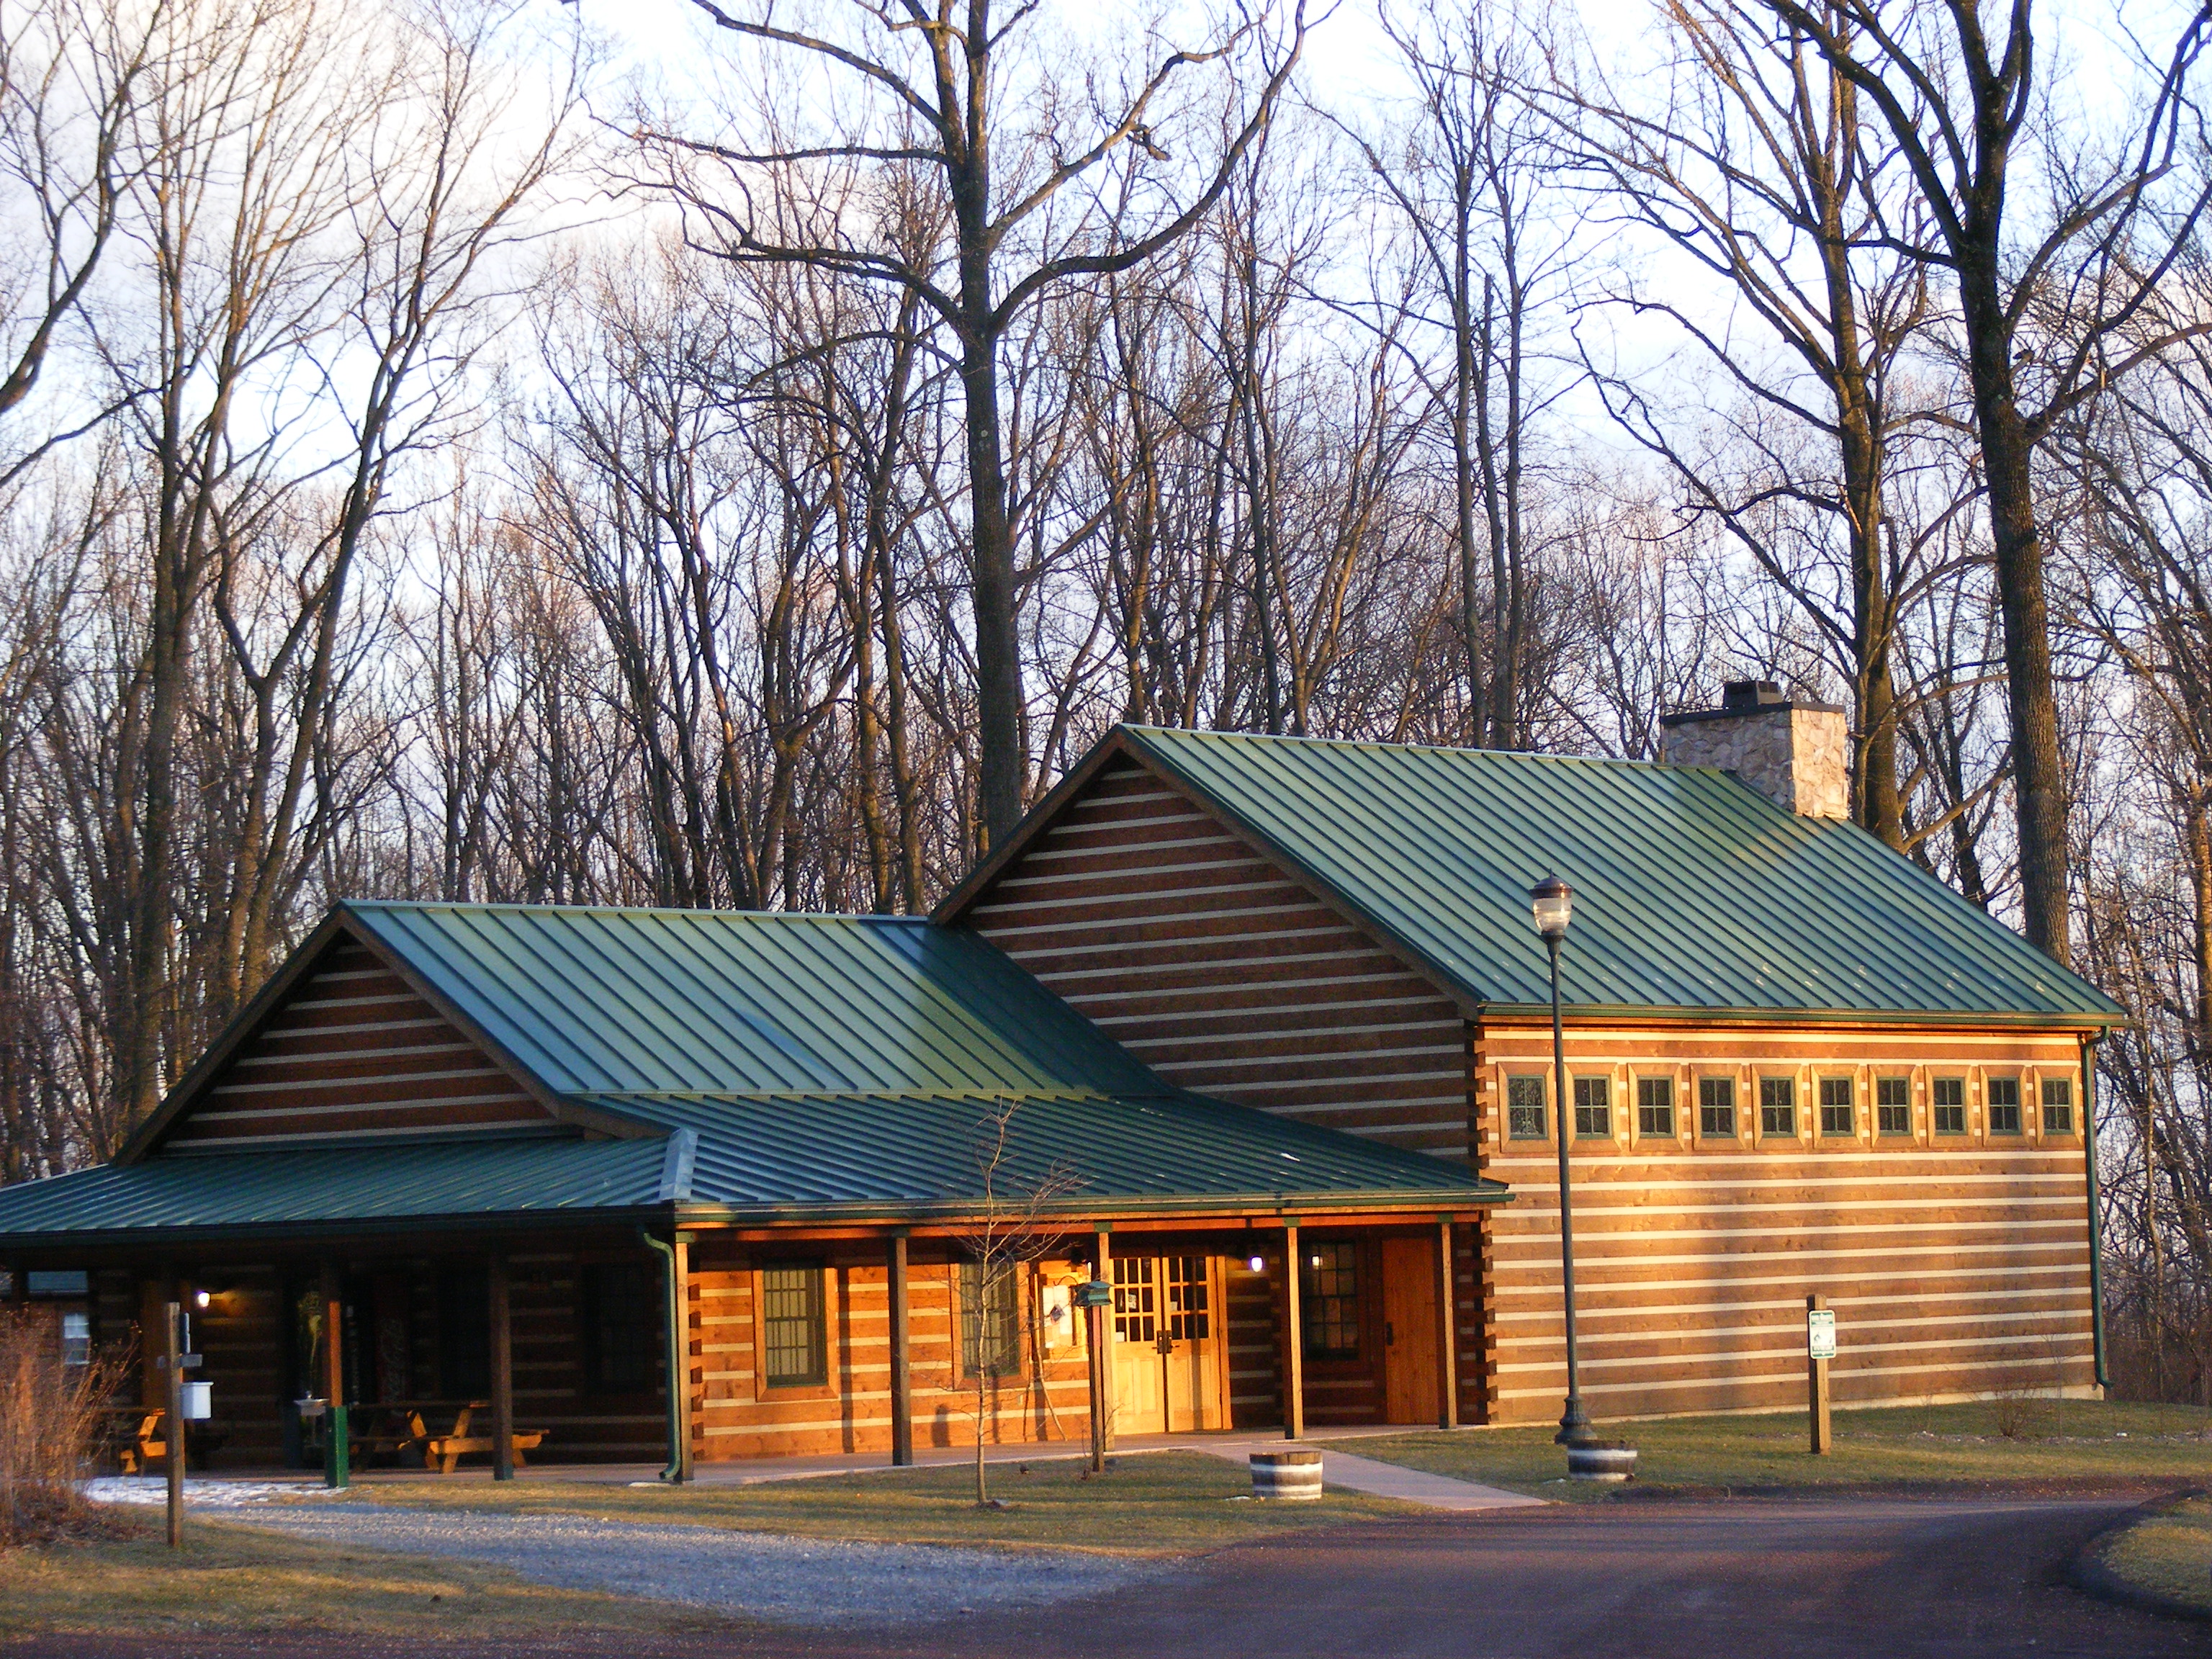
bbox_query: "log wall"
[163,938,550,1150]
[963,757,1471,1158]
[1475,1022,2097,1423]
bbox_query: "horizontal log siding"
[688,1244,1092,1461]
[1226,1255,1280,1429]
[166,939,550,1148]
[966,758,1470,1157]
[1475,1022,2095,1422]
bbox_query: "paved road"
[9,1493,2203,1659]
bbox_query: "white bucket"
[180,1380,213,1421]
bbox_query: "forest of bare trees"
[0,0,2208,1403]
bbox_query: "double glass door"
[1110,1255,1225,1434]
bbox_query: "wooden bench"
[421,1403,544,1475]
[113,1409,224,1474]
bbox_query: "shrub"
[0,1305,127,1547]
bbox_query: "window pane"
[60,1311,90,1367]
[2041,1078,2074,1135]
[763,1264,826,1385]
[1698,1076,1735,1137]
[1506,1075,1548,1141]
[1759,1076,1795,1136]
[961,1261,1020,1376]
[1987,1076,2022,1133]
[1166,1256,1210,1342]
[584,1261,662,1392]
[1637,1076,1674,1137]
[1573,1076,1611,1138]
[1300,1242,1360,1361]
[1112,1255,1156,1344]
[1876,1076,1912,1136]
[1932,1076,1966,1134]
[1818,1076,1853,1136]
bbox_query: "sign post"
[1076,1279,1112,1473]
[163,1301,184,1547]
[1806,1295,1835,1455]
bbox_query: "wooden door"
[1381,1237,1439,1425]
[1111,1255,1228,1434]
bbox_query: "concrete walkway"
[174,1424,1546,1511]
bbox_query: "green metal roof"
[1053,727,2121,1027]
[0,902,1502,1245]
[342,902,1169,1098]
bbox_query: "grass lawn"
[2088,1493,2212,1619]
[1328,1399,2212,1502]
[329,1450,1419,1555]
[0,1510,738,1642]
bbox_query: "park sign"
[1807,1308,1837,1361]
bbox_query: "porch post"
[1282,1220,1304,1441]
[1094,1226,1113,1453]
[1435,1219,1459,1430]
[320,1259,348,1489]
[888,1233,912,1467]
[489,1254,514,1481]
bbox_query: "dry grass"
[1332,1398,2212,1502]
[335,1450,1420,1555]
[2090,1494,2212,1618]
[0,1508,742,1641]
[0,1307,130,1547]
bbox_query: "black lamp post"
[1531,874,1596,1450]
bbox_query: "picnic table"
[303,1399,544,1473]
[99,1405,223,1474]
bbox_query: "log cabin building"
[0,685,2123,1469]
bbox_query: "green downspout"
[640,1230,688,1483]
[2081,1033,2109,1391]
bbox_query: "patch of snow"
[83,1477,349,1508]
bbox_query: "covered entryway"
[1109,1254,1228,1433]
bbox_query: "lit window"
[60,1312,89,1367]
[1506,1076,1548,1141]
[761,1264,826,1386]
[1573,1076,1611,1138]
[2041,1079,2075,1135]
[1760,1076,1796,1136]
[1987,1077,2023,1134]
[1637,1076,1674,1137]
[1699,1076,1735,1138]
[1300,1242,1361,1360]
[960,1261,1020,1376]
[1876,1076,1912,1136]
[1818,1077,1854,1137]
[1933,1077,1966,1134]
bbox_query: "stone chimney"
[1658,680,1848,819]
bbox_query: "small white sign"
[1807,1308,1837,1361]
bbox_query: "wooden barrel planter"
[1250,1449,1324,1501]
[1565,1444,1638,1483]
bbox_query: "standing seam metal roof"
[1108,727,2121,1024]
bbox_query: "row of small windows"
[1504,1074,2075,1141]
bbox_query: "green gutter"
[2081,1033,2110,1390]
[639,1229,690,1483]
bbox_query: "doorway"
[1110,1254,1228,1434]
[1380,1236,1439,1424]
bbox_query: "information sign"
[1807,1308,1837,1361]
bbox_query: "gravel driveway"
[233,1502,1178,1628]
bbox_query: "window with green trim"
[1573,1076,1611,1138]
[1699,1076,1735,1138]
[1506,1075,1547,1141]
[1759,1076,1796,1137]
[1876,1076,1912,1136]
[959,1261,1021,1377]
[1932,1077,1966,1134]
[1818,1076,1854,1137]
[1637,1076,1674,1137]
[2041,1078,2075,1135]
[1987,1076,2023,1134]
[761,1264,827,1386]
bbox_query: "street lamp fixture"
[1529,874,1598,1451]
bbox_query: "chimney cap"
[1658,680,1843,727]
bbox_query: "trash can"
[1249,1449,1323,1500]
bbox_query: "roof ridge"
[344,899,928,925]
[1121,724,1725,773]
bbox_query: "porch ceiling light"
[1529,875,1573,941]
